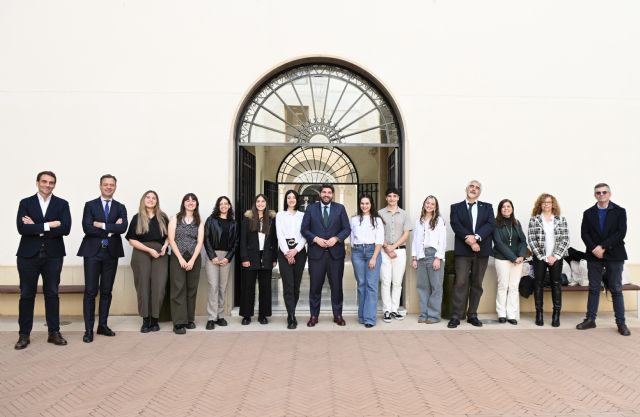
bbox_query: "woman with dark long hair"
[349,195,384,327]
[493,199,527,325]
[527,193,570,327]
[239,194,277,325]
[276,190,307,329]
[203,196,237,330]
[168,193,205,334]
[125,190,169,333]
[411,195,446,324]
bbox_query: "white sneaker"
[390,311,405,321]
[383,311,392,323]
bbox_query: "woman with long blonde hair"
[527,193,570,327]
[126,190,169,332]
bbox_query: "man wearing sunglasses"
[577,183,630,336]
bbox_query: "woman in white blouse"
[350,195,385,328]
[276,190,307,329]
[411,195,447,324]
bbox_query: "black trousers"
[451,255,489,319]
[308,251,344,317]
[17,251,63,336]
[532,258,562,310]
[83,248,118,331]
[240,268,272,318]
[277,249,307,316]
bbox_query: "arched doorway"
[234,58,404,311]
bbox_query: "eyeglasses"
[542,201,553,205]
[595,191,609,196]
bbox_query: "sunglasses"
[595,191,609,196]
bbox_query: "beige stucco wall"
[1,0,639,316]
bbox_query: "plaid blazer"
[527,214,570,261]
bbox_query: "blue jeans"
[587,260,625,324]
[416,247,444,321]
[351,244,381,325]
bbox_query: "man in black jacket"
[15,171,72,350]
[577,183,630,336]
[77,174,128,343]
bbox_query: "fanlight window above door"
[277,147,358,184]
[239,64,399,145]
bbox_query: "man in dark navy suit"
[15,171,72,350]
[448,180,495,328]
[77,174,128,343]
[301,184,351,327]
[576,183,630,336]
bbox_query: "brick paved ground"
[1,315,639,417]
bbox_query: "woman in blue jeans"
[411,195,447,324]
[350,195,384,327]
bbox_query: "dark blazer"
[77,198,128,258]
[581,202,627,262]
[239,210,277,270]
[301,201,351,260]
[450,200,495,257]
[16,194,72,258]
[204,216,238,261]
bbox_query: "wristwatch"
[474,234,481,242]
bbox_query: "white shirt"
[411,216,446,260]
[276,210,306,254]
[258,232,265,251]
[37,192,51,232]
[349,215,384,245]
[542,216,556,258]
[466,200,478,233]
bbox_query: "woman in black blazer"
[239,194,277,325]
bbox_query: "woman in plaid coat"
[527,194,570,327]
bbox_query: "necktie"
[102,200,111,247]
[323,205,329,227]
[467,202,475,232]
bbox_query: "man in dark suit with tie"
[448,180,495,328]
[301,184,351,327]
[77,174,128,343]
[576,183,630,336]
[15,171,72,350]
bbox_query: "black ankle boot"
[149,317,160,332]
[141,317,150,333]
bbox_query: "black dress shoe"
[97,326,116,337]
[173,324,186,335]
[141,317,150,333]
[307,316,318,327]
[149,317,160,332]
[215,318,228,327]
[333,315,346,326]
[206,320,216,330]
[47,332,68,346]
[576,319,596,330]
[618,324,631,336]
[467,316,483,327]
[447,318,460,328]
[241,317,251,325]
[287,320,297,330]
[14,334,30,350]
[507,319,518,325]
[258,316,268,325]
[186,322,196,330]
[364,324,374,328]
[83,331,94,343]
[498,317,507,323]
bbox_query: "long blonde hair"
[531,193,561,217]
[136,190,168,236]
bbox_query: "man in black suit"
[576,183,630,336]
[301,184,351,327]
[15,171,72,350]
[77,174,128,343]
[448,180,495,328]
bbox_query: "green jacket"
[492,220,527,261]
